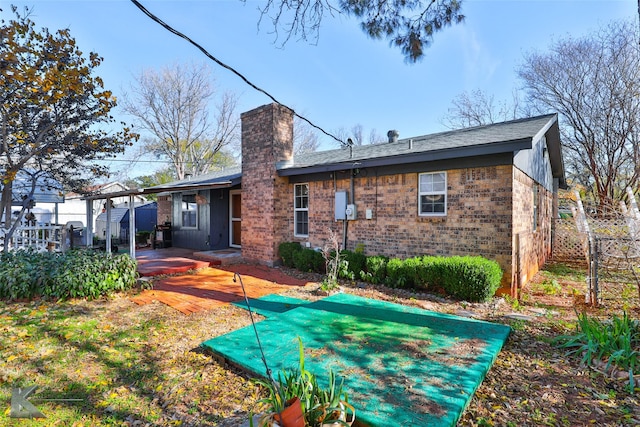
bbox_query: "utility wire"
[130,0,345,146]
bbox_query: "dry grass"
[1,261,639,426]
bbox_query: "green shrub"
[0,249,138,301]
[415,255,443,289]
[0,249,49,300]
[280,242,502,302]
[385,258,407,288]
[439,256,502,302]
[339,250,367,280]
[363,255,388,284]
[401,257,422,288]
[278,242,303,268]
[293,248,325,273]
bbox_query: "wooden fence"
[552,218,587,263]
[552,217,638,264]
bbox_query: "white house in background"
[56,182,147,230]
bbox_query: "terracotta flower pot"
[273,397,305,427]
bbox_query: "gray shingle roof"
[152,113,564,190]
[279,114,557,173]
[96,208,129,224]
[146,166,242,191]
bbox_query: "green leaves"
[556,311,640,393]
[258,0,465,62]
[342,0,465,62]
[1,8,139,247]
[251,338,350,427]
[0,249,138,301]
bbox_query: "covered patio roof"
[80,174,238,260]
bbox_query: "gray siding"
[170,189,234,250]
[514,134,554,192]
[208,188,232,250]
[171,191,210,250]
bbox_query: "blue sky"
[4,0,638,178]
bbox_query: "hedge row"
[278,242,502,302]
[0,249,138,300]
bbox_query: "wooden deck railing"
[0,224,65,252]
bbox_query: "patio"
[131,247,312,314]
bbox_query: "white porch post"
[85,199,93,247]
[105,197,112,254]
[128,194,136,259]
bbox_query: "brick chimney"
[240,103,294,265]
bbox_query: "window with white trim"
[294,183,309,236]
[181,193,198,228]
[418,172,447,216]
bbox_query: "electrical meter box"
[345,204,357,221]
[335,191,347,221]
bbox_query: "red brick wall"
[240,103,293,264]
[238,103,554,289]
[156,195,172,225]
[281,165,515,286]
[511,168,553,295]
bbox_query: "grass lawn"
[1,261,639,426]
[0,297,261,426]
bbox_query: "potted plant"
[311,370,355,427]
[250,339,355,427]
[251,338,311,427]
[251,376,305,427]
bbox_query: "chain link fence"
[553,191,640,306]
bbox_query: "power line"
[98,157,221,165]
[129,0,345,146]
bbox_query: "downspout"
[343,167,357,251]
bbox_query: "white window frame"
[418,172,447,217]
[181,193,198,229]
[294,183,309,237]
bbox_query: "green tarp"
[203,293,510,426]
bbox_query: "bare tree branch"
[518,20,640,210]
[123,62,240,180]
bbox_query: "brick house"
[153,103,566,294]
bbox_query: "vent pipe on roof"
[387,130,399,143]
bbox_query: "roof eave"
[542,116,567,189]
[142,181,235,194]
[277,138,532,176]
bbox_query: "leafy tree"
[0,7,137,250]
[255,0,465,62]
[518,20,640,210]
[124,167,176,201]
[123,62,240,181]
